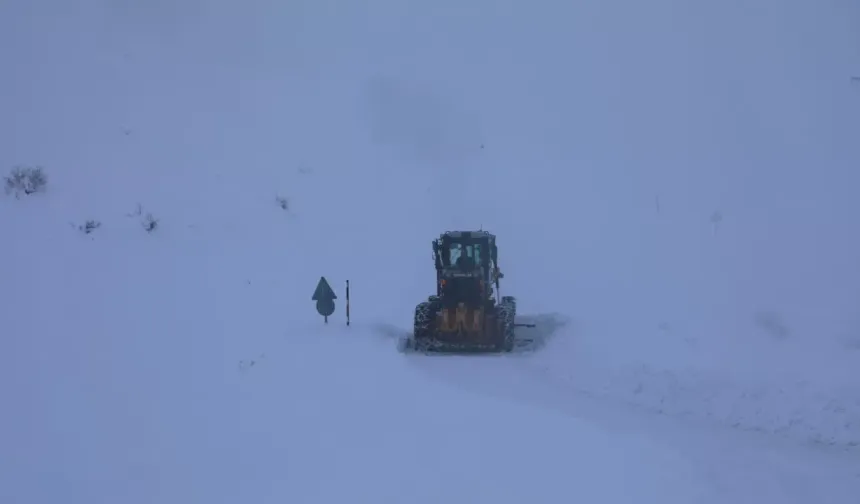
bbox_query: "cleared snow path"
[390,320,860,504]
[3,316,710,504]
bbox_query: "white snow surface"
[3,0,860,503]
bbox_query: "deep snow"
[3,0,860,503]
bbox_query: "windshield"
[447,242,481,268]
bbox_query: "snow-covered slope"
[3,0,859,502]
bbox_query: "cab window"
[450,243,481,268]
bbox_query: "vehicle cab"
[432,231,500,305]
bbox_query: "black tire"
[502,321,515,352]
[501,296,517,321]
[414,301,433,338]
[495,304,515,352]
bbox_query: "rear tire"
[501,296,517,321]
[496,304,515,352]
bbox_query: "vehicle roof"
[440,230,495,240]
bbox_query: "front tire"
[414,301,433,339]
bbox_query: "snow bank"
[1,272,717,504]
[534,323,860,449]
[586,364,859,448]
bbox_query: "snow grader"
[399,230,533,353]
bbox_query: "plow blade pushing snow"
[397,317,549,355]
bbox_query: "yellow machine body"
[435,303,499,343]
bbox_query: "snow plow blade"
[397,316,542,355]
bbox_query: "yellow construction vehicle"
[399,230,531,353]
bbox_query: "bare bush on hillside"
[126,203,157,233]
[4,166,47,198]
[142,213,158,233]
[78,220,101,234]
